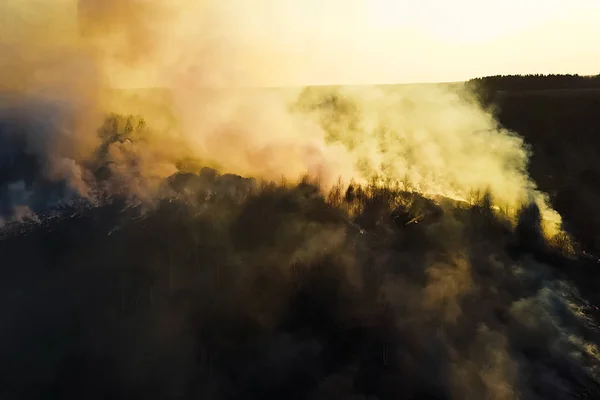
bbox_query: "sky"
[228,0,600,84]
[3,0,600,86]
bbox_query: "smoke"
[0,0,565,235]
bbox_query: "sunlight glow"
[3,0,599,86]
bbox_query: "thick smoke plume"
[1,0,562,235]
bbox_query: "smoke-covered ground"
[2,1,600,399]
[0,111,599,400]
[1,148,600,399]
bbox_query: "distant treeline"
[468,74,600,92]
[465,74,600,106]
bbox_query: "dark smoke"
[0,115,599,399]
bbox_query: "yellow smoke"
[0,0,563,237]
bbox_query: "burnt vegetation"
[1,75,600,399]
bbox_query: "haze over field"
[1,0,577,234]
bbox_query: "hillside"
[2,165,600,399]
[2,75,600,399]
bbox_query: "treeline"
[468,74,600,92]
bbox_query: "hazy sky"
[4,0,600,86]
[231,0,600,84]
